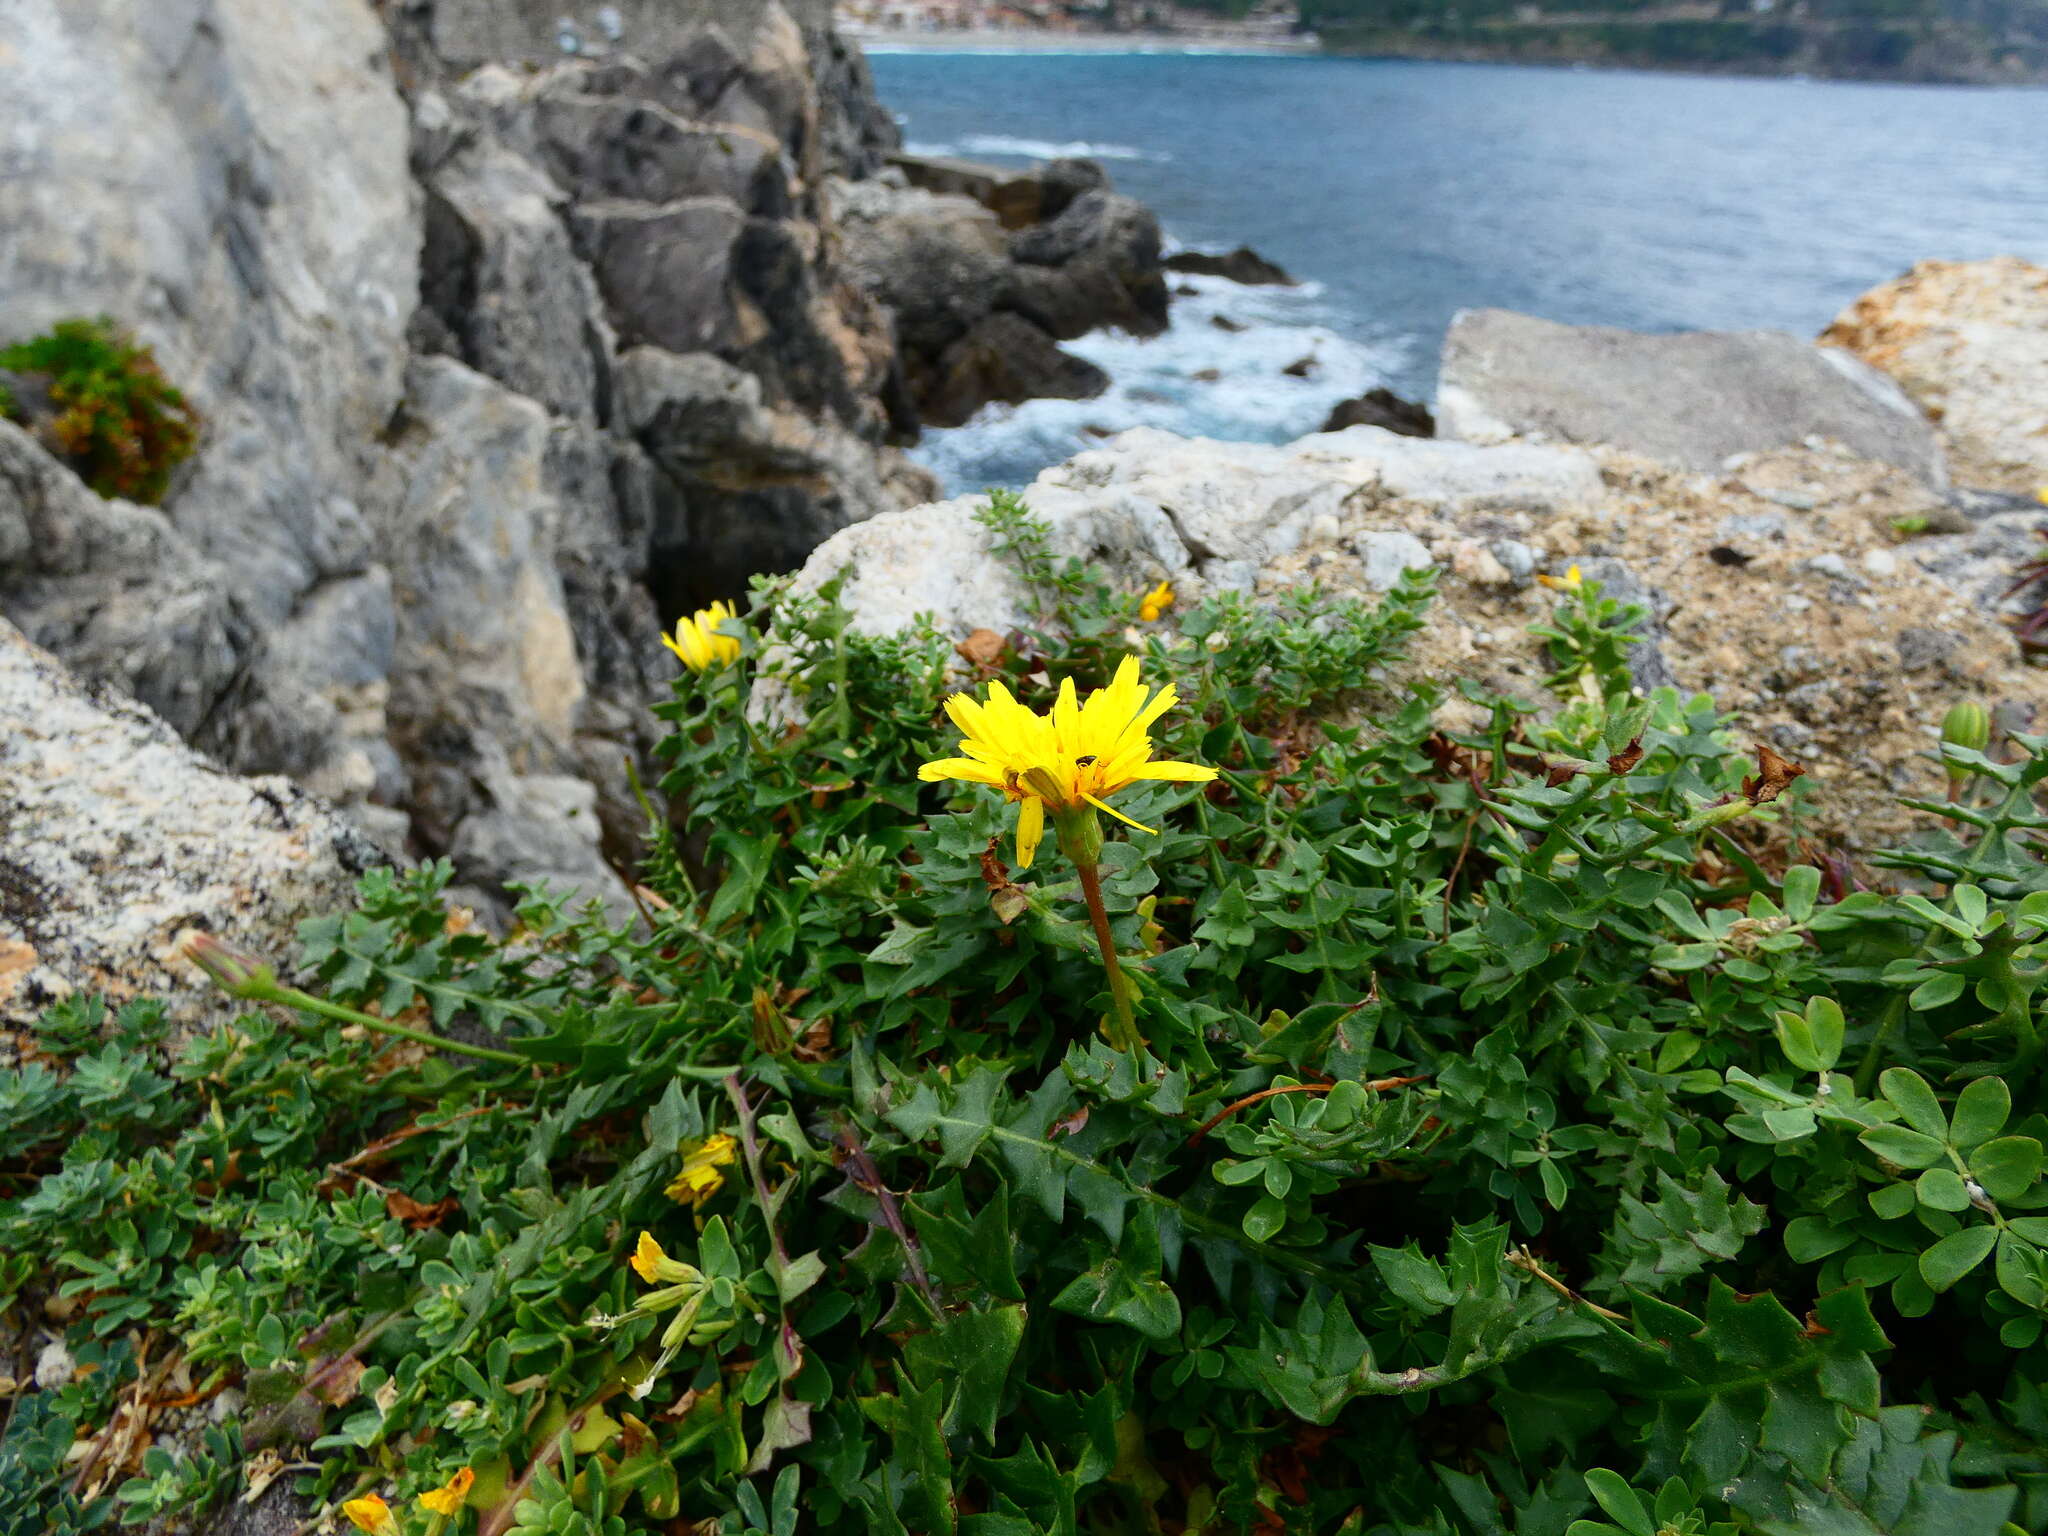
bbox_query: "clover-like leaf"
[1965,1136,2042,1202]
[1878,1069,1948,1139]
[1919,1226,1997,1292]
[1948,1076,2011,1150]
[1859,1124,1946,1170]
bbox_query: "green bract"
[6,497,2048,1535]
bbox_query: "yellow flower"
[1138,579,1175,622]
[342,1494,399,1536]
[664,600,743,673]
[630,1230,669,1284]
[418,1467,475,1517]
[1536,563,1584,592]
[2037,485,2048,507]
[664,1133,738,1207]
[917,655,1216,869]
[628,1230,706,1288]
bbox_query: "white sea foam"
[910,269,1412,494]
[900,134,1169,163]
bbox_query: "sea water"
[867,52,2048,493]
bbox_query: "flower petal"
[919,757,1004,785]
[1015,796,1045,870]
[1084,794,1157,834]
[1129,760,1218,782]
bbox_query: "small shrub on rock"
[6,499,2048,1535]
[0,317,199,504]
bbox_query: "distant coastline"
[849,27,1319,54]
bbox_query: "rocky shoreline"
[3,0,2048,1022]
[0,0,1202,943]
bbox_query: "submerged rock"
[1321,388,1436,438]
[0,618,379,1028]
[1437,308,1948,488]
[1164,245,1298,287]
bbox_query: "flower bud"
[1941,701,1991,776]
[181,931,278,999]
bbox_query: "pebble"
[1718,511,1787,542]
[1863,548,1898,578]
[1760,488,1819,511]
[1803,553,1854,581]
[1449,539,1513,588]
[1489,538,1537,583]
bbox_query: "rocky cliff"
[0,0,1165,925]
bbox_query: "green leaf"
[1859,1125,1946,1170]
[1782,865,1821,922]
[1583,1469,1653,1536]
[1868,1183,1917,1220]
[1785,1216,1857,1263]
[900,1305,1027,1444]
[1949,1077,2011,1151]
[1050,1211,1182,1342]
[1966,1136,2042,1201]
[1919,1226,1997,1292]
[1878,1070,1949,1139]
[1915,1169,1972,1212]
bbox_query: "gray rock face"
[0,617,380,1028]
[0,0,419,800]
[1437,309,1948,487]
[2,0,943,917]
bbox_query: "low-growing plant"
[5,496,2048,1535]
[0,317,200,503]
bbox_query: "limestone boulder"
[1822,257,2048,497]
[0,618,381,1028]
[1437,309,1947,488]
[786,422,2048,858]
[1007,190,1171,340]
[829,179,1013,364]
[791,426,1603,636]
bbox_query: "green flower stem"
[1058,809,1144,1054]
[265,985,529,1065]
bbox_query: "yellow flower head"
[342,1495,399,1536]
[630,1230,669,1284]
[664,1133,738,1207]
[2037,485,2048,507]
[664,600,743,673]
[1536,564,1584,592]
[418,1467,475,1517]
[1138,579,1175,623]
[918,655,1216,869]
[628,1230,704,1288]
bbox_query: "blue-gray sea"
[866,52,2048,492]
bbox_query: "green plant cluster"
[0,317,199,504]
[8,498,2048,1536]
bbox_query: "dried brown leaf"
[1742,742,1806,804]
